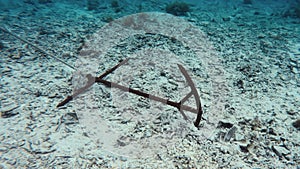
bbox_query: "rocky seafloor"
[0,0,299,168]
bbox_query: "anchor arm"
[177,64,203,127]
[57,59,129,107]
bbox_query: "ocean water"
[0,0,299,168]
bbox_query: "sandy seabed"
[0,1,299,168]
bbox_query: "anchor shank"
[95,78,196,113]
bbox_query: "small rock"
[276,113,288,121]
[120,156,127,162]
[224,126,237,142]
[217,120,233,128]
[272,145,290,158]
[237,140,248,147]
[235,132,245,141]
[292,119,300,129]
[2,66,11,74]
[0,41,4,49]
[291,67,298,74]
[257,33,266,39]
[219,145,230,154]
[11,51,22,59]
[187,18,197,22]
[239,144,249,153]
[200,21,210,27]
[279,74,287,81]
[0,146,8,152]
[1,105,19,118]
[223,17,231,22]
[286,110,296,115]
[48,92,57,98]
[62,113,79,125]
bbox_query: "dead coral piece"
[243,0,252,5]
[166,2,190,16]
[38,0,52,4]
[87,0,99,11]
